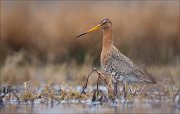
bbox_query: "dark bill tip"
[76,32,88,38]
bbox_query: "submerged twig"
[173,89,180,100]
[81,69,95,94]
[11,89,20,101]
[81,68,109,94]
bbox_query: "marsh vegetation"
[0,1,180,113]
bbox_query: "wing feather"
[108,46,156,83]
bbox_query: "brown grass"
[0,51,179,85]
[0,1,179,65]
[0,1,179,85]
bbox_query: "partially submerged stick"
[81,69,95,94]
[174,89,180,100]
[81,68,115,100]
[81,68,109,94]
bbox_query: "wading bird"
[77,18,156,98]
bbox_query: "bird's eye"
[101,21,107,25]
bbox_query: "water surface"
[0,100,179,114]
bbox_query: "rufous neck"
[102,26,113,50]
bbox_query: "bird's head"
[76,18,112,38]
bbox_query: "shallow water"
[0,84,180,113]
[0,99,179,114]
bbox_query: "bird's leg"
[92,75,101,102]
[112,77,118,98]
[96,72,116,100]
[114,83,117,97]
[97,72,116,100]
[120,82,127,99]
[81,68,115,100]
[96,75,100,91]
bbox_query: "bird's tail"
[144,70,157,84]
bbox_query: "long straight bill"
[76,24,101,38]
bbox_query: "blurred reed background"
[0,1,179,85]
